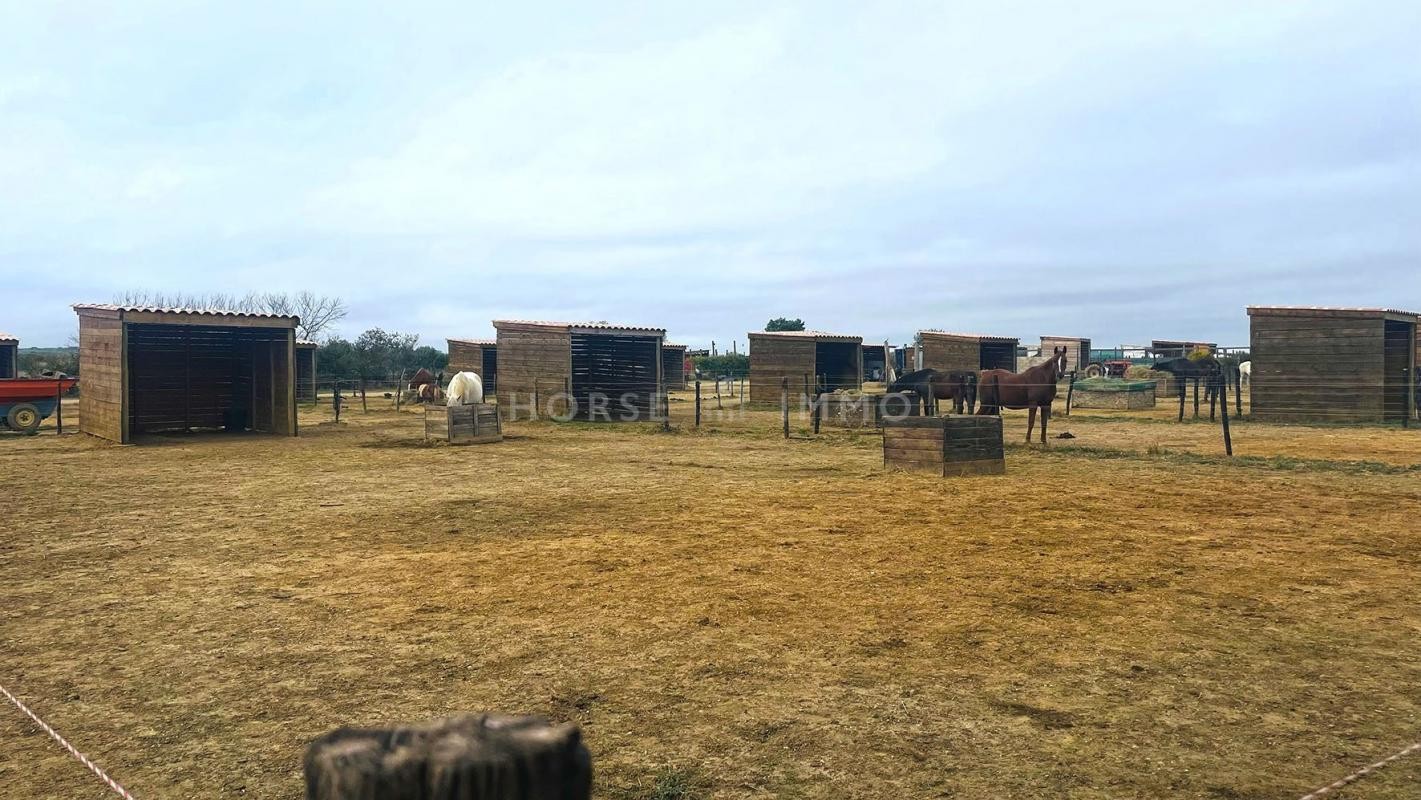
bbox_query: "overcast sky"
[2,1,1418,349]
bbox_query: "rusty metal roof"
[747,330,861,342]
[493,319,666,335]
[73,303,300,322]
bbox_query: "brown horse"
[887,368,977,415]
[977,347,1067,444]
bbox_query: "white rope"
[0,682,139,799]
[1299,740,1421,800]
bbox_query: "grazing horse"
[888,368,978,415]
[1238,361,1251,388]
[977,346,1068,444]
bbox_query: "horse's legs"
[1041,404,1050,444]
[1026,404,1037,443]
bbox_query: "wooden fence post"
[1177,379,1185,422]
[1064,370,1076,416]
[781,377,790,439]
[1219,374,1233,456]
[54,381,63,435]
[812,390,822,434]
[1235,363,1243,417]
[694,380,701,427]
[333,381,342,423]
[1193,377,1200,419]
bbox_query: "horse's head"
[1047,346,1068,377]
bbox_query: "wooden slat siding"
[748,334,815,405]
[274,331,296,436]
[1040,336,1091,374]
[883,416,1004,476]
[570,332,661,421]
[1249,312,1388,423]
[919,333,979,375]
[661,345,687,391]
[494,325,572,420]
[78,313,126,442]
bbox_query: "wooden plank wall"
[448,340,485,373]
[1250,315,1385,423]
[919,335,979,374]
[0,342,16,379]
[748,335,815,405]
[882,416,1005,477]
[78,314,125,442]
[570,333,661,421]
[426,403,503,444]
[272,332,295,436]
[495,327,571,420]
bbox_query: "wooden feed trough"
[0,333,17,379]
[73,304,298,444]
[295,340,318,402]
[1070,379,1157,410]
[447,337,498,389]
[425,402,503,444]
[883,415,1005,477]
[1248,306,1417,423]
[494,320,664,421]
[662,343,688,390]
[917,331,1018,374]
[747,330,862,406]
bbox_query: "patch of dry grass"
[2,399,1420,798]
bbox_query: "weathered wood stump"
[882,415,1005,477]
[425,403,503,444]
[305,714,591,800]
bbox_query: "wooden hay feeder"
[426,402,503,444]
[1070,379,1157,410]
[883,415,1004,477]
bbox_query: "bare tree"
[293,292,347,340]
[113,290,347,340]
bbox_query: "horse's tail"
[976,372,999,415]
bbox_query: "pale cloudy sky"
[2,1,1418,348]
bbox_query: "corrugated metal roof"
[447,337,497,346]
[1247,305,1420,317]
[919,330,1019,343]
[296,339,319,347]
[73,303,299,321]
[748,330,861,341]
[493,319,666,334]
[662,342,688,349]
[0,333,17,343]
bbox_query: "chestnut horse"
[977,347,1067,444]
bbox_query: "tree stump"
[304,714,592,800]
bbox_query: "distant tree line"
[318,328,447,383]
[692,353,749,378]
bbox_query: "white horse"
[1239,361,1251,387]
[445,371,484,405]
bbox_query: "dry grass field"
[4,395,1421,799]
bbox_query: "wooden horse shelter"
[662,343,688,390]
[1039,336,1091,375]
[1248,306,1417,423]
[493,320,665,421]
[74,304,299,443]
[747,330,863,406]
[447,337,498,388]
[295,340,318,402]
[917,330,1018,374]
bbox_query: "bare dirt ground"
[3,396,1421,799]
